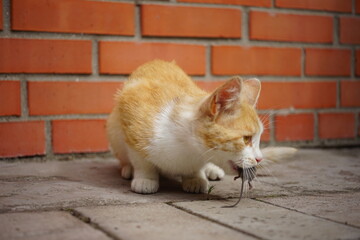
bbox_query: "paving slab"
[261,192,360,228]
[259,148,360,194]
[76,203,255,240]
[0,211,110,240]
[0,148,360,240]
[174,199,360,240]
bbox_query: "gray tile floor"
[0,148,359,240]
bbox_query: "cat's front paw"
[131,178,159,194]
[204,163,225,181]
[182,177,208,193]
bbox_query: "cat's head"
[196,77,263,171]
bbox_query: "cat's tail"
[261,147,297,165]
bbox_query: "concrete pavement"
[0,148,359,240]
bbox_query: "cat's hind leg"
[110,137,132,179]
[127,148,159,194]
[120,163,133,180]
[106,111,133,179]
[203,163,225,181]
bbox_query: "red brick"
[319,113,355,139]
[99,42,205,75]
[340,17,360,44]
[28,82,121,115]
[305,48,351,76]
[52,119,108,154]
[356,50,360,76]
[341,81,360,107]
[275,114,314,141]
[357,0,360,14]
[178,0,271,7]
[250,11,333,43]
[0,81,21,116]
[258,82,337,110]
[276,0,352,12]
[0,0,3,30]
[212,46,301,76]
[12,0,134,35]
[0,121,45,158]
[141,5,241,38]
[0,38,91,74]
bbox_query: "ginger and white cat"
[107,60,274,194]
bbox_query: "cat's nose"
[255,158,262,163]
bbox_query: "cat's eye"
[243,136,252,146]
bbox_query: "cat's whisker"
[249,175,265,198]
[261,119,274,127]
[243,168,251,199]
[198,147,217,162]
[257,164,279,185]
[259,114,271,123]
[263,118,275,124]
[260,120,273,128]
[204,155,215,163]
[261,122,272,128]
[249,167,256,178]
[258,112,275,120]
[199,147,215,158]
[245,169,254,198]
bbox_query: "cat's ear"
[241,78,261,106]
[202,77,242,119]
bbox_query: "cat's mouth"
[228,160,257,172]
[228,160,243,172]
[228,160,257,182]
[228,158,258,172]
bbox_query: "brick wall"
[0,0,359,159]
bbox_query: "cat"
[106,60,291,194]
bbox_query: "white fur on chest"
[146,101,207,176]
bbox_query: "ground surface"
[0,148,359,240]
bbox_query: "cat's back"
[127,60,200,93]
[115,60,205,153]
[118,60,204,107]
